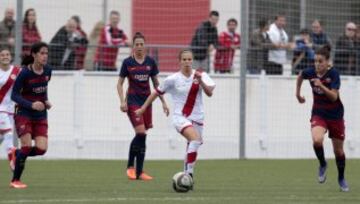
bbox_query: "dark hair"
[110,10,120,16]
[227,18,237,25]
[132,32,145,44]
[258,19,269,29]
[300,28,310,35]
[71,15,81,25]
[0,46,10,52]
[315,45,331,60]
[313,19,325,27]
[275,13,286,20]
[178,49,193,60]
[209,10,219,17]
[23,8,37,28]
[21,42,48,66]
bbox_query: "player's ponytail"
[132,32,145,44]
[22,42,48,66]
[315,44,331,60]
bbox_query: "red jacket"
[22,24,41,56]
[214,31,240,71]
[94,25,127,69]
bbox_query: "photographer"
[48,18,88,70]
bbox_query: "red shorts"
[127,105,153,130]
[310,115,345,141]
[15,115,48,138]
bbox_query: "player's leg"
[311,116,327,183]
[10,133,31,189]
[0,113,16,170]
[133,124,151,180]
[329,119,348,192]
[181,126,202,177]
[28,119,48,157]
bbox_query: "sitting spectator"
[48,18,88,70]
[190,10,219,73]
[334,22,357,75]
[84,21,105,71]
[22,8,41,57]
[214,18,240,73]
[94,11,129,71]
[310,19,331,51]
[247,19,274,74]
[0,8,15,57]
[292,29,315,74]
[267,13,292,75]
[71,15,88,70]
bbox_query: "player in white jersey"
[135,49,215,185]
[0,47,20,171]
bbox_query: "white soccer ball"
[172,172,194,193]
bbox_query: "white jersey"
[0,65,17,114]
[156,70,215,123]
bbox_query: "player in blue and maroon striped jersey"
[296,45,349,192]
[117,32,169,180]
[10,42,52,189]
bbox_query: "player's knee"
[312,140,323,148]
[35,147,47,155]
[334,149,344,158]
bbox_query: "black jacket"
[190,21,218,60]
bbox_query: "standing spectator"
[48,18,88,70]
[84,21,105,71]
[0,8,15,56]
[247,19,274,74]
[267,14,291,75]
[310,19,331,51]
[190,11,219,73]
[71,15,88,70]
[22,8,41,57]
[214,18,240,73]
[94,11,129,71]
[334,22,357,75]
[292,29,315,74]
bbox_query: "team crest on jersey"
[146,66,151,71]
[10,74,16,80]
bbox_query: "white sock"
[3,132,14,153]
[184,140,202,175]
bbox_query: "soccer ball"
[172,172,194,193]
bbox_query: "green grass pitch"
[0,159,359,204]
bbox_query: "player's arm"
[117,77,128,112]
[311,78,339,102]
[296,73,306,103]
[196,72,215,97]
[135,92,159,117]
[11,71,45,111]
[151,76,169,112]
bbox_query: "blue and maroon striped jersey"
[11,65,52,120]
[119,56,159,106]
[302,67,344,120]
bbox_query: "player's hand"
[311,78,323,87]
[296,94,306,104]
[32,101,45,111]
[120,103,128,112]
[194,71,202,81]
[135,107,145,117]
[162,104,170,117]
[45,101,52,110]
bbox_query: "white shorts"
[0,112,14,133]
[172,115,203,138]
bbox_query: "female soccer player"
[10,42,52,189]
[117,32,169,180]
[296,45,349,192]
[0,47,20,171]
[135,49,215,184]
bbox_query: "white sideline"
[0,197,239,203]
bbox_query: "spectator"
[94,11,129,71]
[267,13,291,75]
[71,15,88,70]
[48,18,88,70]
[247,19,274,74]
[292,29,315,75]
[310,19,331,51]
[0,8,15,56]
[22,8,41,57]
[214,18,240,73]
[190,10,219,73]
[334,22,357,75]
[84,21,105,71]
